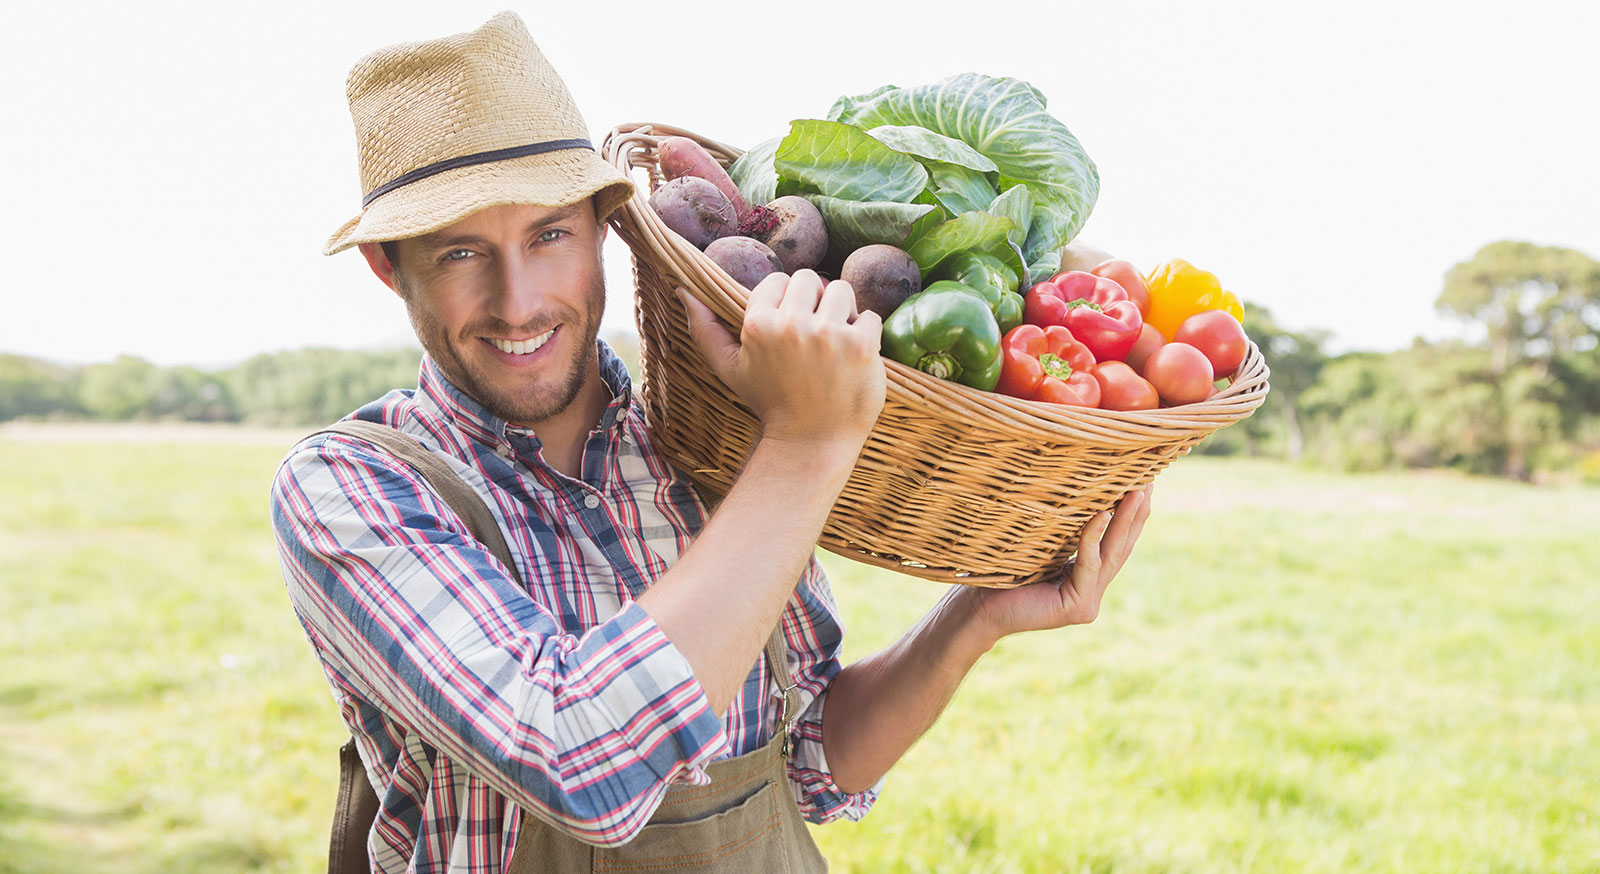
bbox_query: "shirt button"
[583,494,601,509]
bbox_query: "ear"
[591,197,610,245]
[358,242,403,297]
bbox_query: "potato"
[759,196,828,273]
[840,244,921,319]
[705,236,784,290]
[649,177,737,249]
[1058,240,1115,273]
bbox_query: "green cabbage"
[829,73,1099,282]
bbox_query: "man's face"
[378,202,608,427]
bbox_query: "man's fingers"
[1070,511,1110,581]
[777,269,826,316]
[1116,485,1154,565]
[746,270,789,315]
[818,279,858,324]
[1105,489,1146,548]
[677,287,740,385]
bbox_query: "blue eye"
[538,229,567,243]
[444,249,474,261]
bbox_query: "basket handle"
[600,123,752,332]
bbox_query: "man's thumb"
[676,288,740,385]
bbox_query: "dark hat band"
[361,138,594,208]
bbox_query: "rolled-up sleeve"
[270,437,728,846]
[780,558,883,823]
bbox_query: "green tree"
[77,355,159,420]
[1301,340,1568,479]
[224,346,423,425]
[148,366,238,421]
[1437,241,1600,371]
[1193,304,1328,459]
[1432,241,1600,477]
[0,354,80,420]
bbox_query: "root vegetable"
[758,196,828,273]
[1059,240,1115,273]
[649,177,737,249]
[658,136,750,216]
[705,236,784,290]
[841,244,920,319]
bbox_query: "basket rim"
[599,121,1271,447]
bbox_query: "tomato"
[1173,310,1248,379]
[1124,323,1165,374]
[1090,259,1152,319]
[1142,342,1214,406]
[1091,361,1159,411]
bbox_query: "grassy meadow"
[0,425,1596,873]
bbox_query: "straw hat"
[323,11,635,255]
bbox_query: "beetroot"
[705,236,784,290]
[841,244,921,319]
[659,137,750,216]
[649,177,738,249]
[757,196,828,273]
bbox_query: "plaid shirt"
[271,344,876,873]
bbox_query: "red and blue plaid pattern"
[271,344,877,872]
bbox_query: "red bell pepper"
[995,323,1102,407]
[1022,271,1144,362]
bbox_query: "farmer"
[271,11,1151,873]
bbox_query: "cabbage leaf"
[828,73,1098,282]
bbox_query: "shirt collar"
[415,339,636,447]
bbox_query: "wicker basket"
[601,122,1270,587]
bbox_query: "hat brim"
[323,146,636,255]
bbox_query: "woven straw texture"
[602,123,1271,587]
[324,11,633,254]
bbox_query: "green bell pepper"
[881,281,1004,391]
[934,250,1025,334]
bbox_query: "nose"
[488,251,546,330]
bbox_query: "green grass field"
[1,426,1596,873]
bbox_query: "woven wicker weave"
[601,122,1271,587]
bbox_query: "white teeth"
[491,328,556,355]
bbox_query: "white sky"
[2,0,1595,367]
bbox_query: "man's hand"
[819,484,1153,793]
[963,484,1153,642]
[678,270,886,448]
[650,272,886,716]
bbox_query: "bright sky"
[3,1,1595,367]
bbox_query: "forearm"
[637,435,861,716]
[820,586,998,794]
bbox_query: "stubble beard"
[400,272,607,427]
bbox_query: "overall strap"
[315,419,523,585]
[313,419,523,874]
[763,623,801,756]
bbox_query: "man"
[272,11,1151,873]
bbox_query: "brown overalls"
[320,420,829,874]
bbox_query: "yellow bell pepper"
[1143,258,1244,340]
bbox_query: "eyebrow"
[414,205,586,252]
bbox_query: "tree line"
[1200,241,1600,482]
[4,242,1598,482]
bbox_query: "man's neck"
[512,368,612,480]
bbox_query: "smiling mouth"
[487,326,557,355]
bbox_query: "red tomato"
[1173,310,1248,379]
[1143,342,1214,406]
[1091,361,1159,411]
[1090,259,1152,319]
[1125,323,1165,374]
